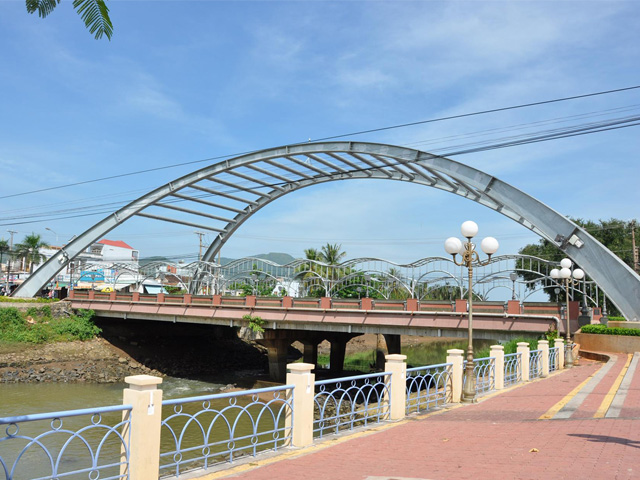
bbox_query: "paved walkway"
[198,352,640,480]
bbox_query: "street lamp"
[45,227,58,245]
[509,272,518,300]
[250,273,257,296]
[550,258,584,368]
[364,273,371,298]
[444,221,498,403]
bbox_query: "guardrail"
[0,340,572,480]
[67,290,569,317]
[0,404,132,480]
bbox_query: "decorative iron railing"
[405,363,452,414]
[313,372,390,439]
[469,356,495,394]
[549,346,559,372]
[160,385,294,478]
[0,405,132,480]
[529,349,542,379]
[504,352,521,387]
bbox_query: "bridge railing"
[0,341,573,480]
[67,290,568,318]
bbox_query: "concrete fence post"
[446,349,464,403]
[555,338,565,369]
[285,363,315,447]
[121,375,163,480]
[517,342,530,382]
[384,354,407,420]
[539,340,549,377]
[490,345,504,390]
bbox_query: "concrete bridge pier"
[257,334,291,383]
[326,333,360,374]
[376,334,402,369]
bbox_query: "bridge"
[67,289,578,380]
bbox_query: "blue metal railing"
[0,404,132,480]
[405,363,452,414]
[504,352,521,386]
[160,385,294,477]
[313,372,391,439]
[470,356,495,394]
[529,349,542,379]
[549,346,559,372]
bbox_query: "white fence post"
[121,375,163,480]
[555,338,565,369]
[490,345,504,390]
[517,342,530,382]
[446,349,464,403]
[385,354,407,420]
[539,340,549,377]
[286,363,315,447]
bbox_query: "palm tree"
[0,239,9,272]
[26,0,113,40]
[319,243,346,265]
[14,234,49,273]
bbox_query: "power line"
[2,84,639,201]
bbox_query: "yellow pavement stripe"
[593,354,632,418]
[539,367,601,420]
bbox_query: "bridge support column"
[302,341,318,367]
[517,342,530,382]
[555,338,565,369]
[257,336,290,382]
[491,345,504,390]
[330,338,347,374]
[383,334,401,355]
[446,349,464,403]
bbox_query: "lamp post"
[444,221,499,403]
[45,227,58,245]
[250,273,257,296]
[364,274,371,298]
[550,258,584,368]
[509,272,518,300]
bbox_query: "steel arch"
[13,142,640,320]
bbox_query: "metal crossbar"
[160,385,294,477]
[314,372,391,439]
[406,363,452,414]
[504,352,521,386]
[0,405,132,480]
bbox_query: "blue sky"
[0,0,638,265]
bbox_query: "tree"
[517,218,638,312]
[0,239,9,272]
[26,0,113,40]
[319,243,346,265]
[14,234,49,273]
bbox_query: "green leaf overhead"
[73,0,113,40]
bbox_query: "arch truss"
[14,142,640,320]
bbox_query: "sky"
[0,0,639,267]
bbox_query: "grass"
[0,307,101,344]
[0,296,59,303]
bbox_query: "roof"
[98,239,134,250]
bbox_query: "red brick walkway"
[208,353,640,480]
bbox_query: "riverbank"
[0,337,162,383]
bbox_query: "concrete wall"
[574,332,640,354]
[608,321,640,330]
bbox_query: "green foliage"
[243,314,265,333]
[25,0,113,40]
[0,307,101,343]
[517,217,638,315]
[581,325,640,336]
[13,233,49,273]
[608,316,626,322]
[0,297,58,303]
[164,286,186,295]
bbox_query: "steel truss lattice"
[13,142,640,320]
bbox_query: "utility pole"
[6,230,16,295]
[194,231,205,261]
[632,220,639,273]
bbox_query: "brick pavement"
[196,353,640,480]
